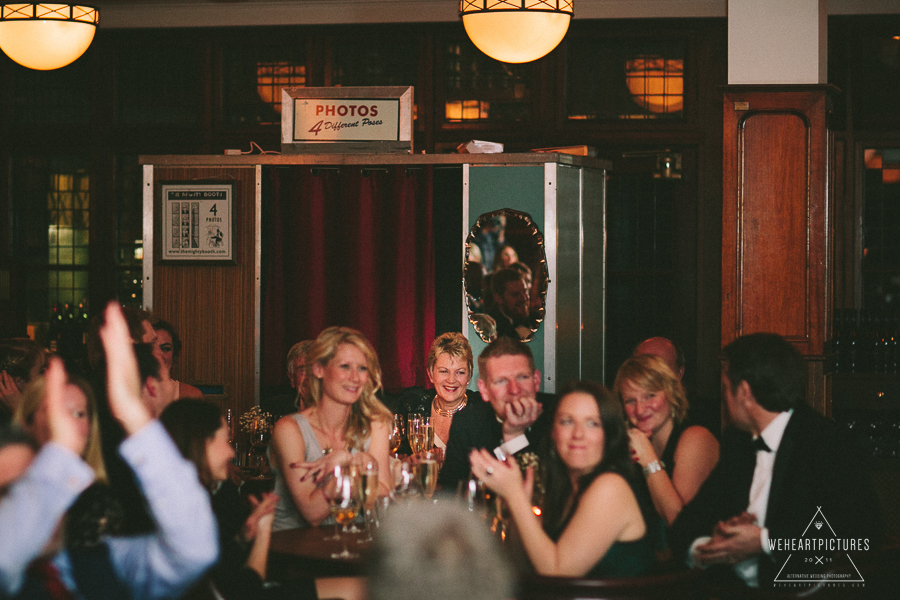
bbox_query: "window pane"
[331,37,418,87]
[567,38,685,121]
[10,59,91,124]
[12,156,91,334]
[117,44,201,125]
[862,148,900,310]
[223,44,307,126]
[444,38,532,122]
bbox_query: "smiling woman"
[270,327,393,531]
[468,380,658,578]
[614,355,719,526]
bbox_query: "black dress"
[546,472,658,578]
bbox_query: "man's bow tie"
[752,436,771,452]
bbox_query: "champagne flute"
[420,416,434,452]
[417,455,438,500]
[353,454,379,542]
[389,414,403,457]
[324,470,361,559]
[407,413,424,454]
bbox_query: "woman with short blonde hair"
[614,354,719,526]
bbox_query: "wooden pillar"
[721,85,835,414]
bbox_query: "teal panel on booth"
[466,164,547,386]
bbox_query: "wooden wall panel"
[722,86,835,413]
[150,166,258,428]
[737,112,810,340]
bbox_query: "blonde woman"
[397,332,475,453]
[270,327,393,530]
[15,374,107,483]
[614,354,719,526]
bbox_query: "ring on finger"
[486,467,494,475]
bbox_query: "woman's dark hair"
[541,380,639,538]
[152,319,183,357]
[160,399,223,488]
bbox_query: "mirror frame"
[464,208,549,343]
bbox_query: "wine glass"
[322,462,351,541]
[419,416,435,452]
[324,469,361,559]
[353,454,379,542]
[394,460,421,501]
[417,454,438,500]
[458,471,488,519]
[389,414,404,457]
[407,413,424,454]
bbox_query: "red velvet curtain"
[261,165,435,391]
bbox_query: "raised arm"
[632,425,719,525]
[98,302,151,436]
[469,450,645,577]
[99,303,217,600]
[0,358,93,595]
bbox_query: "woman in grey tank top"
[270,327,393,531]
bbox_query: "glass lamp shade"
[461,1,572,64]
[0,4,99,70]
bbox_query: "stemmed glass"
[407,413,424,453]
[353,454,379,542]
[419,416,435,453]
[458,471,489,519]
[389,414,404,457]
[322,462,351,541]
[324,465,361,559]
[393,460,421,501]
[417,452,439,500]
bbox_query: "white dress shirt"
[689,409,793,587]
[734,409,793,587]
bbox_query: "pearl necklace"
[433,393,468,418]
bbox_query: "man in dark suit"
[438,337,552,492]
[487,269,534,341]
[671,333,883,589]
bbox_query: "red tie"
[27,558,77,600]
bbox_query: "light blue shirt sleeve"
[106,420,219,600]
[0,442,94,595]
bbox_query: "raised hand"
[242,492,278,541]
[0,370,21,413]
[44,357,88,458]
[626,428,657,467]
[469,448,523,500]
[98,302,151,435]
[502,396,542,440]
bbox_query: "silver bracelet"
[643,460,663,476]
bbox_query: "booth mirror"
[465,209,548,343]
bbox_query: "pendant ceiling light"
[460,0,573,64]
[0,4,99,70]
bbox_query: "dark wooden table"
[269,526,371,580]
